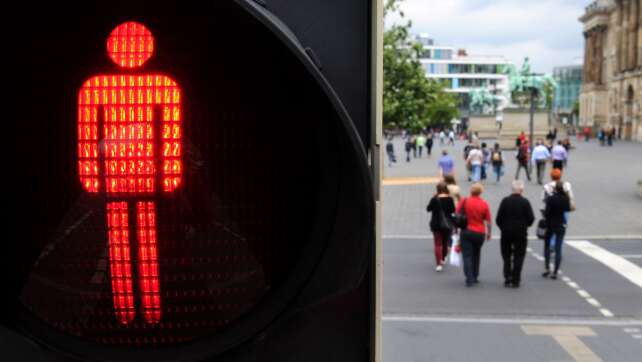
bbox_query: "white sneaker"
[436,265,443,272]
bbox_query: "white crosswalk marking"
[567,241,642,289]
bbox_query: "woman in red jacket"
[456,183,492,287]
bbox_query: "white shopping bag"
[449,234,461,267]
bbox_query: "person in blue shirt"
[531,140,551,185]
[438,150,455,177]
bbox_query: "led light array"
[136,201,161,323]
[106,202,135,324]
[107,21,154,69]
[78,75,182,194]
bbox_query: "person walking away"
[551,140,568,171]
[444,174,461,203]
[427,182,456,271]
[542,168,575,211]
[542,182,571,279]
[426,132,434,157]
[480,142,491,182]
[456,183,492,287]
[404,136,413,162]
[583,127,591,142]
[439,130,446,145]
[515,140,531,181]
[546,129,555,144]
[491,143,504,183]
[438,150,455,178]
[606,125,614,146]
[385,137,396,166]
[444,174,461,256]
[466,145,484,183]
[463,140,474,181]
[448,129,456,146]
[598,128,605,146]
[531,140,551,185]
[416,133,426,158]
[517,131,526,147]
[496,180,535,288]
[410,134,417,158]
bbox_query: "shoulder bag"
[452,198,468,229]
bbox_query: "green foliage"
[383,0,459,132]
[572,100,580,116]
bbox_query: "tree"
[383,0,458,132]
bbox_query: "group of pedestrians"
[385,129,461,166]
[461,141,505,183]
[426,169,576,288]
[598,125,616,146]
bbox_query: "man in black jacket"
[496,180,535,288]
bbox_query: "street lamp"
[525,72,544,153]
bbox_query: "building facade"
[579,0,642,141]
[553,64,583,124]
[416,34,512,114]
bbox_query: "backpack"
[492,151,502,162]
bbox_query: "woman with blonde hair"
[443,174,461,203]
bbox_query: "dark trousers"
[515,162,530,181]
[544,228,566,274]
[500,232,527,284]
[426,144,432,156]
[418,146,423,157]
[535,160,546,184]
[460,230,485,284]
[553,160,564,170]
[386,150,396,165]
[432,230,451,265]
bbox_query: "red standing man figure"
[78,21,182,324]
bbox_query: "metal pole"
[529,87,535,148]
[528,87,536,175]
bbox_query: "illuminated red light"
[107,22,154,68]
[107,202,135,324]
[78,76,182,194]
[136,201,161,323]
[77,21,182,324]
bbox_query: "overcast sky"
[385,0,589,73]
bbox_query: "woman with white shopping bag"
[426,182,456,272]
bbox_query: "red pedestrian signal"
[8,2,377,361]
[78,21,182,324]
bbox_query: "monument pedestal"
[498,109,549,149]
[468,115,499,139]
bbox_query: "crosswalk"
[567,240,642,289]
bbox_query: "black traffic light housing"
[5,1,376,361]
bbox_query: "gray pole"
[529,87,536,149]
[528,87,536,175]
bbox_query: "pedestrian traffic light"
[6,1,378,361]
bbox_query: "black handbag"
[536,219,547,239]
[452,198,468,229]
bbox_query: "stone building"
[579,0,642,141]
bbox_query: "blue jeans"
[471,164,481,182]
[492,163,503,182]
[544,228,565,274]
